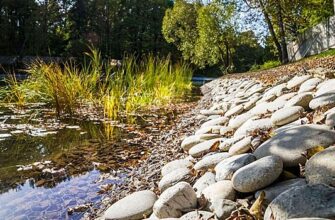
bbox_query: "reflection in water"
[0,169,125,220]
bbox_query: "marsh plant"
[0,48,193,120]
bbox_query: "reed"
[1,48,193,120]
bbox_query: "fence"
[287,15,335,61]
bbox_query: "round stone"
[158,168,191,192]
[161,159,193,177]
[271,106,304,126]
[208,199,239,219]
[264,184,335,220]
[202,180,236,202]
[228,136,252,156]
[234,118,272,137]
[179,211,215,220]
[298,78,322,93]
[254,124,335,167]
[315,79,335,96]
[195,126,224,135]
[305,146,335,186]
[232,156,283,193]
[189,138,222,158]
[309,92,335,109]
[225,105,244,117]
[255,178,306,203]
[104,190,157,220]
[285,93,313,109]
[215,153,256,181]
[194,153,230,171]
[287,75,311,89]
[153,182,197,218]
[193,172,216,197]
[201,117,229,128]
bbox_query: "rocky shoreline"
[95,65,335,220]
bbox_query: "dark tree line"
[0,0,175,58]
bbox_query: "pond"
[0,87,202,220]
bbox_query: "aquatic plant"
[0,48,193,120]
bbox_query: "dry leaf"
[249,191,265,220]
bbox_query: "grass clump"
[0,48,193,120]
[249,60,281,72]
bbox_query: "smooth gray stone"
[315,79,335,96]
[255,178,306,203]
[104,190,157,220]
[271,106,304,126]
[254,124,335,167]
[194,153,230,171]
[285,93,313,109]
[264,184,335,220]
[326,110,335,127]
[180,211,215,220]
[201,117,229,128]
[228,136,252,155]
[153,182,197,218]
[195,126,224,135]
[161,159,193,176]
[309,92,335,109]
[215,154,256,181]
[287,75,311,89]
[189,138,223,158]
[225,104,244,117]
[208,199,239,220]
[232,156,283,193]
[193,172,216,197]
[298,77,322,93]
[234,117,272,137]
[305,146,335,186]
[202,180,236,203]
[158,168,191,192]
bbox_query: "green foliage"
[249,60,281,71]
[0,48,193,119]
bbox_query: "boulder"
[104,190,157,220]
[194,153,230,171]
[254,124,335,167]
[153,182,197,218]
[161,159,193,176]
[255,178,306,203]
[193,172,216,197]
[305,146,335,186]
[271,106,304,126]
[325,109,335,127]
[264,184,335,220]
[315,79,335,96]
[215,154,256,181]
[158,168,191,192]
[202,180,236,202]
[232,156,283,193]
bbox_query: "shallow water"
[0,106,127,219]
[0,87,201,220]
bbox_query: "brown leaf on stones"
[209,140,220,152]
[249,191,265,220]
[227,207,255,220]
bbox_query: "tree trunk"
[259,0,283,63]
[276,0,289,63]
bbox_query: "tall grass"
[0,48,193,120]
